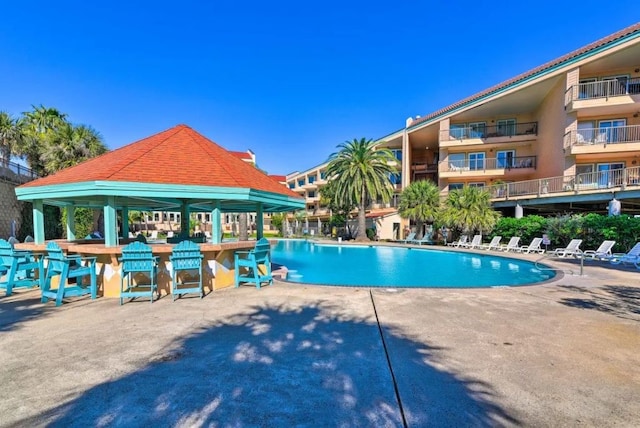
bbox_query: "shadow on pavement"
[10,303,518,427]
[0,290,50,332]
[558,284,640,321]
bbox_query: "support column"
[104,196,117,247]
[66,206,76,241]
[256,203,264,240]
[180,203,190,236]
[211,201,222,244]
[32,200,45,244]
[121,207,129,239]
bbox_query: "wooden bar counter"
[16,239,258,298]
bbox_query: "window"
[320,171,327,179]
[390,149,402,161]
[169,213,175,222]
[602,75,630,97]
[308,175,316,184]
[496,150,515,168]
[469,182,485,188]
[468,122,486,138]
[449,124,466,139]
[154,213,159,222]
[391,194,400,207]
[388,172,401,185]
[468,152,485,170]
[289,183,295,189]
[578,78,597,99]
[597,162,625,187]
[449,153,465,170]
[205,214,210,222]
[496,119,516,137]
[298,178,305,187]
[577,121,595,144]
[449,183,464,191]
[307,191,316,198]
[197,214,202,221]
[598,119,626,143]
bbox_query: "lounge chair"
[517,237,545,254]
[610,242,640,266]
[480,236,502,251]
[447,235,468,247]
[399,232,416,243]
[551,239,582,258]
[581,240,616,260]
[409,234,434,245]
[499,237,521,252]
[462,235,482,249]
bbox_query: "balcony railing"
[440,122,538,141]
[566,124,640,146]
[566,77,640,103]
[486,166,640,199]
[445,155,537,172]
[0,159,38,184]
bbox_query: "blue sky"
[1,2,637,175]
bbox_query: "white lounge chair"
[499,237,521,252]
[399,232,416,243]
[610,242,640,266]
[581,240,616,260]
[517,237,545,254]
[480,236,502,251]
[551,239,583,258]
[462,235,482,249]
[447,235,468,247]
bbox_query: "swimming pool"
[271,240,554,288]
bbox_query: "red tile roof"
[269,175,287,182]
[409,22,640,128]
[20,124,302,199]
[365,208,397,218]
[230,151,253,161]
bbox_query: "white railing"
[444,156,536,172]
[567,77,640,102]
[486,166,640,200]
[569,124,640,146]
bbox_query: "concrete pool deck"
[0,251,639,427]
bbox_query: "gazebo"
[16,124,304,245]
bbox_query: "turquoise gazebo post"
[66,205,76,241]
[211,201,222,244]
[104,196,118,247]
[121,207,129,239]
[256,203,264,240]
[180,203,190,237]
[32,199,45,244]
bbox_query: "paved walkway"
[0,252,639,427]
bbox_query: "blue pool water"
[271,240,554,288]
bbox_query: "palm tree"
[0,111,21,166]
[18,105,70,176]
[326,138,397,241]
[398,180,440,239]
[441,186,501,235]
[41,123,107,174]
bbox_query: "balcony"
[565,78,640,111]
[439,122,538,147]
[440,155,537,178]
[487,166,640,200]
[564,124,640,155]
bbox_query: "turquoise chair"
[42,242,97,306]
[0,239,43,296]
[234,238,273,289]
[169,240,204,300]
[119,241,158,305]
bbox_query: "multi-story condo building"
[285,23,640,240]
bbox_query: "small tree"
[270,213,285,236]
[441,186,500,235]
[398,180,440,239]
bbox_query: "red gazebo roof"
[21,124,300,199]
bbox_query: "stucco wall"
[0,181,24,239]
[535,77,568,177]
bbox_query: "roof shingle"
[20,124,302,199]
